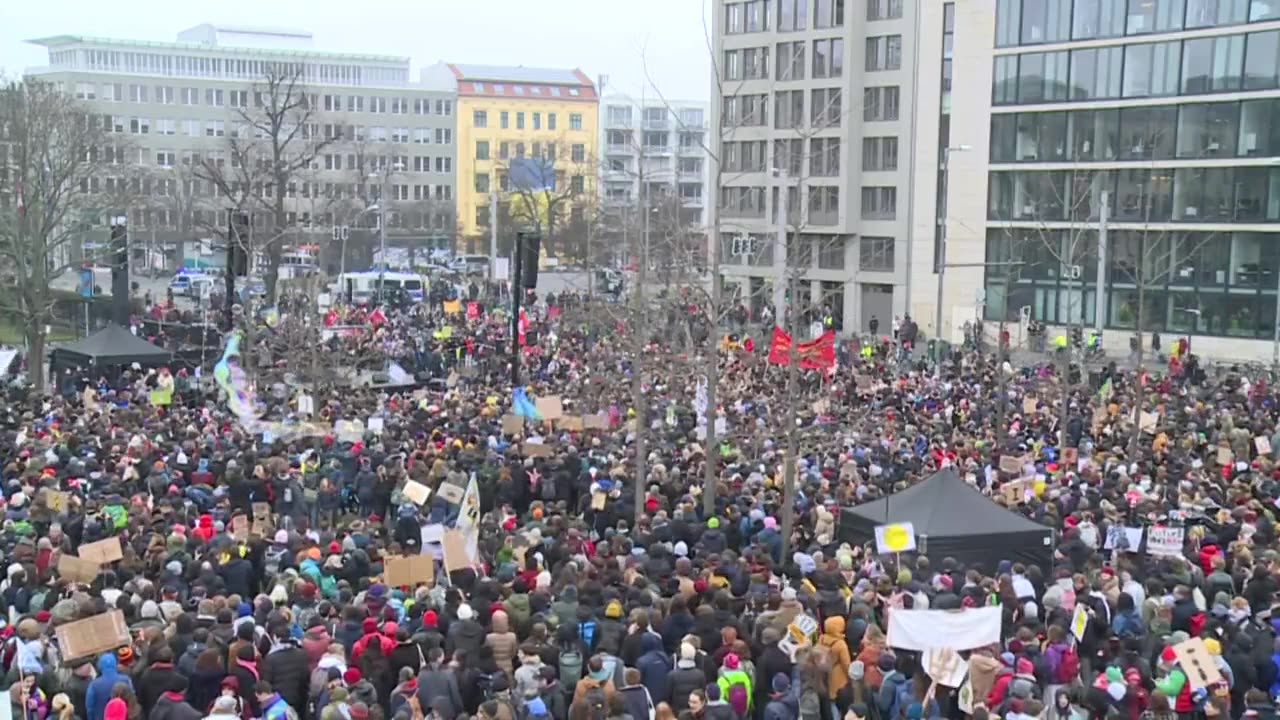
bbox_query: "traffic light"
[110,222,130,325]
[519,232,541,289]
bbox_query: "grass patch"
[0,320,78,346]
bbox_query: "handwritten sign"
[384,554,434,588]
[1172,637,1224,690]
[535,396,564,421]
[403,480,432,505]
[523,442,554,458]
[591,492,607,511]
[45,490,69,513]
[1257,436,1273,456]
[583,414,609,430]
[1146,526,1185,558]
[57,554,101,585]
[1022,397,1037,415]
[999,455,1025,475]
[442,529,472,573]
[56,611,130,661]
[560,416,584,432]
[78,537,123,565]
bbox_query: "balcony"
[605,116,634,128]
[677,143,703,155]
[643,117,669,130]
[642,144,672,155]
[607,143,634,155]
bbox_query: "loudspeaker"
[519,232,541,289]
[109,223,130,325]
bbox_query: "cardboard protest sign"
[45,490,68,513]
[561,416,584,432]
[1217,446,1233,466]
[442,529,472,573]
[384,554,434,588]
[502,414,524,435]
[924,647,967,688]
[1092,407,1109,431]
[446,371,460,389]
[57,554,101,585]
[535,396,564,421]
[999,455,1025,475]
[1139,411,1159,433]
[56,610,130,661]
[1000,480,1025,504]
[252,502,272,521]
[523,442,554,458]
[1172,637,1224,690]
[583,414,609,430]
[855,375,872,390]
[1146,526,1185,557]
[591,492,607,511]
[78,537,123,565]
[403,480,432,506]
[1257,436,1273,456]
[436,483,465,505]
[1022,397,1038,415]
[231,515,250,542]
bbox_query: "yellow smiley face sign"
[875,522,917,554]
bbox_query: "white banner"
[1146,526,1185,557]
[886,607,1002,652]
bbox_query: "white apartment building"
[25,24,458,273]
[933,0,1280,359]
[599,95,711,229]
[712,0,943,334]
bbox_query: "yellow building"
[441,63,599,257]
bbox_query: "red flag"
[547,305,562,319]
[742,336,754,353]
[518,308,528,346]
[768,327,835,369]
[323,309,339,327]
[368,306,387,327]
[466,301,480,320]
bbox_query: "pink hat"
[763,517,777,530]
[724,653,740,670]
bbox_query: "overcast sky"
[1,0,713,101]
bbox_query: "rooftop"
[27,34,409,64]
[448,63,592,87]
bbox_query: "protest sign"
[1022,397,1037,415]
[436,483,465,505]
[924,647,967,688]
[1000,480,1025,504]
[1146,526,1185,557]
[231,515,250,542]
[535,395,564,421]
[999,455,1025,474]
[886,607,1002,652]
[384,554,434,587]
[502,414,524,435]
[560,416,584,432]
[1217,446,1233,465]
[523,442,554,458]
[1139,411,1159,433]
[442,529,472,573]
[855,375,872,390]
[403,480,432,505]
[1172,637,1224,690]
[583,414,609,430]
[79,537,123,565]
[56,610,130,661]
[874,522,917,554]
[1103,526,1143,552]
[334,419,364,442]
[57,554,101,585]
[252,502,272,522]
[591,492,608,510]
[45,490,68,513]
[1257,436,1272,455]
[367,417,385,434]
[1071,604,1089,641]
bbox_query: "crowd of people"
[5,282,1280,720]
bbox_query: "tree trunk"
[779,298,801,561]
[26,322,46,392]
[996,319,1008,447]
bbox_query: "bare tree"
[195,65,334,299]
[492,137,596,262]
[0,78,147,388]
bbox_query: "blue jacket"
[635,636,672,704]
[86,654,133,720]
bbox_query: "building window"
[1072,0,1127,39]
[129,84,148,103]
[533,112,541,130]
[1186,0,1248,28]
[813,38,844,78]
[810,88,842,127]
[501,111,509,129]
[571,144,586,163]
[1122,41,1182,97]
[75,83,96,100]
[517,112,525,130]
[777,41,806,80]
[571,175,585,193]
[1070,46,1124,100]
[1127,0,1185,34]
[810,137,841,176]
[865,35,902,71]
[476,173,490,193]
[548,113,557,130]
[1176,102,1239,158]
[862,137,899,171]
[1183,35,1246,93]
[809,186,839,225]
[157,87,175,104]
[861,186,897,220]
[1019,0,1073,44]
[818,237,846,269]
[866,0,899,21]
[570,113,583,130]
[774,90,805,129]
[474,110,488,128]
[774,138,804,175]
[778,0,808,31]
[860,236,896,271]
[476,141,490,160]
[863,86,900,121]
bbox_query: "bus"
[335,271,425,305]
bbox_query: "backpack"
[577,620,597,650]
[1055,644,1080,684]
[540,474,557,501]
[558,648,583,686]
[725,677,750,717]
[1190,612,1207,637]
[582,686,608,720]
[798,686,822,720]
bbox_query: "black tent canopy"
[49,325,172,369]
[838,467,1053,571]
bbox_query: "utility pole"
[632,142,650,524]
[934,145,972,346]
[489,189,499,283]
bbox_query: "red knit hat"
[1161,646,1177,664]
[422,610,438,628]
[343,668,362,685]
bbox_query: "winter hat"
[274,530,288,544]
[877,653,896,672]
[350,703,370,720]
[1160,646,1178,664]
[849,661,865,681]
[604,600,623,619]
[361,618,378,634]
[213,697,238,713]
[705,684,721,702]
[678,643,696,669]
[723,653,740,670]
[525,698,548,717]
[781,587,797,601]
[344,668,363,685]
[906,703,924,720]
[105,699,128,720]
[772,674,790,694]
[422,610,438,628]
[457,603,475,621]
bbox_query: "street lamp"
[367,163,404,302]
[935,144,972,348]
